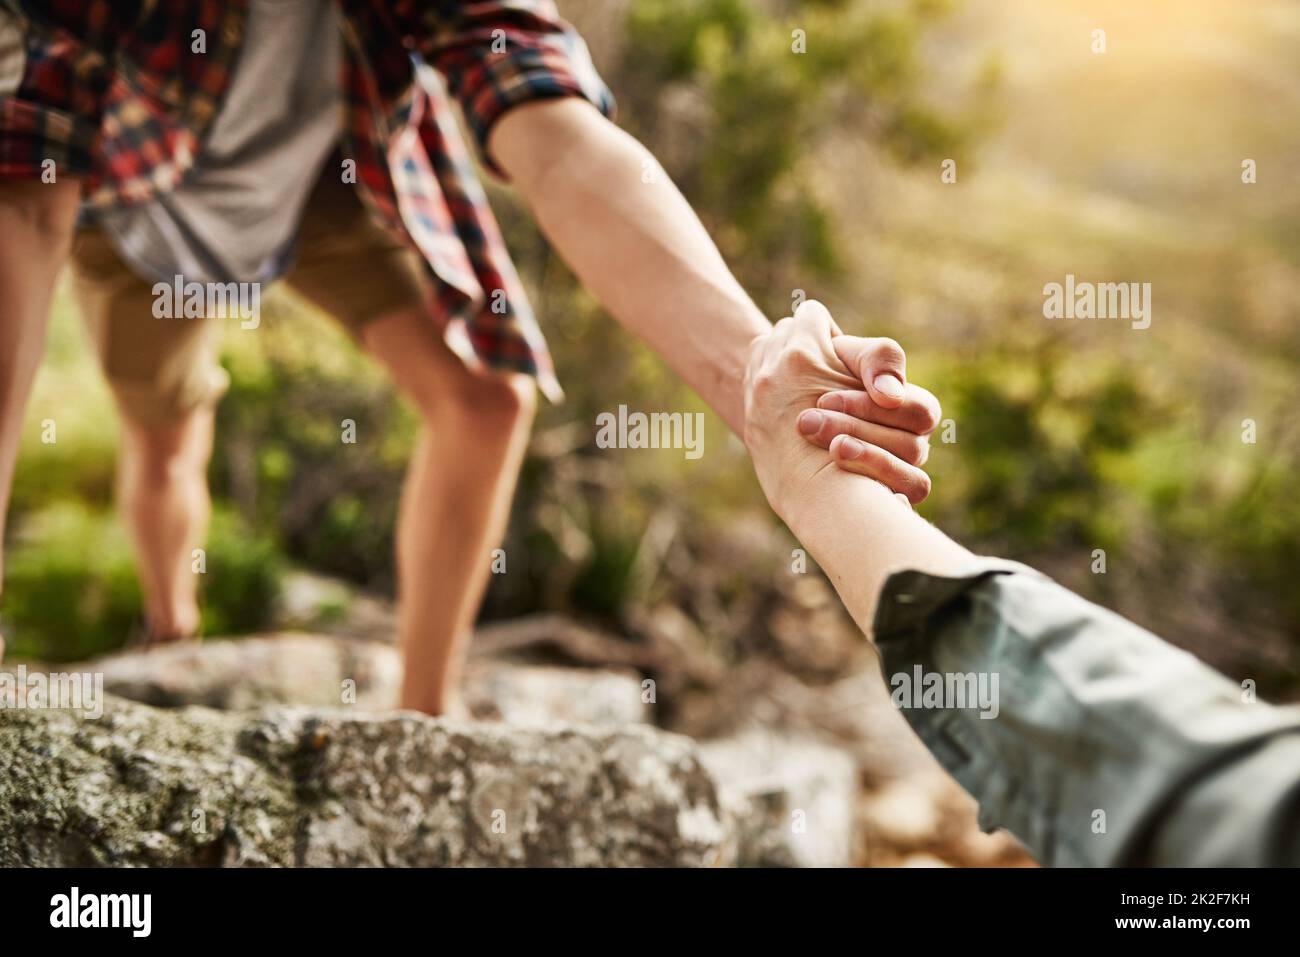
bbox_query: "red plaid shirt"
[0,0,615,401]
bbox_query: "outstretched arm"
[491,98,768,434]
[744,300,1300,867]
[490,99,934,461]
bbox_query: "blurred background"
[6,0,1299,860]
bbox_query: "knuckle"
[751,368,780,398]
[794,299,824,321]
[903,435,927,465]
[872,337,906,369]
[839,392,868,418]
[816,392,843,413]
[917,399,941,434]
[788,345,821,372]
[833,412,864,443]
[816,420,841,445]
[910,469,932,502]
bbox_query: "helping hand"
[798,335,941,488]
[743,300,936,518]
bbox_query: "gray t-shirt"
[97,0,343,285]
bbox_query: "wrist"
[779,456,894,537]
[762,446,842,531]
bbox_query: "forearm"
[781,465,977,636]
[491,99,769,434]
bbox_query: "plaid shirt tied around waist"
[0,0,616,401]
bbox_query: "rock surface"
[83,633,649,727]
[2,633,942,868]
[700,730,858,867]
[0,694,726,867]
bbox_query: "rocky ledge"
[0,694,727,867]
[0,634,859,867]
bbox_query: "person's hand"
[743,300,933,519]
[800,335,942,481]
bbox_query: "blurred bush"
[210,295,411,592]
[3,503,281,662]
[3,504,141,662]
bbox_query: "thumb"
[832,335,907,409]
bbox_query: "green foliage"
[920,335,1300,690]
[198,508,285,637]
[925,337,1171,552]
[3,503,282,662]
[2,504,141,662]
[1165,414,1300,633]
[569,519,645,618]
[9,295,119,515]
[620,0,980,300]
[210,298,410,590]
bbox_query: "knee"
[480,372,538,426]
[130,437,192,487]
[0,180,80,253]
[412,370,537,433]
[122,420,208,487]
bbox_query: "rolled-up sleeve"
[873,559,1300,866]
[417,0,615,177]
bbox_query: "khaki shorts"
[71,170,430,425]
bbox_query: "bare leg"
[362,306,535,716]
[116,406,215,642]
[0,180,81,661]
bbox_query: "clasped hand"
[743,300,940,519]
